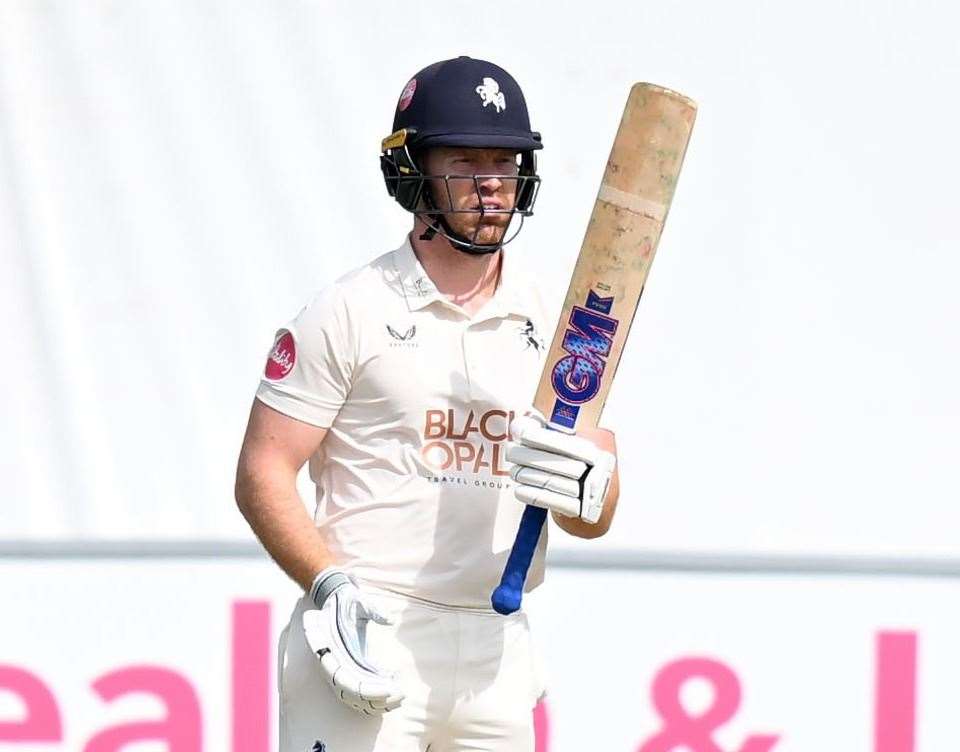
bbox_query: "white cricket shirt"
[256,238,552,609]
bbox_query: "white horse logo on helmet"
[475,77,506,113]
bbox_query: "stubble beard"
[445,210,512,246]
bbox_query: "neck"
[409,219,502,312]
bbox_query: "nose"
[478,174,503,194]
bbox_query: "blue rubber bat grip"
[491,504,548,614]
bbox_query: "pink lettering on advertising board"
[0,603,923,751]
[534,699,550,752]
[0,665,62,741]
[874,631,917,752]
[83,666,202,752]
[232,601,271,752]
[637,657,779,752]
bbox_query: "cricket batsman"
[235,55,620,752]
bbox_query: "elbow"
[234,454,297,518]
[234,457,257,516]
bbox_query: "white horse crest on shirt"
[475,78,506,113]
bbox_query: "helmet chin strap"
[417,214,507,256]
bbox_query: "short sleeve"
[255,289,354,428]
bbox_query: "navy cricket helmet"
[380,56,543,254]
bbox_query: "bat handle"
[491,504,547,615]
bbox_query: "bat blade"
[536,82,697,431]
[492,83,697,615]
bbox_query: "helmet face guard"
[380,129,541,254]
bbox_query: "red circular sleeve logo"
[265,330,296,380]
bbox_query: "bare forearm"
[235,474,333,592]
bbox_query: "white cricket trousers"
[278,586,545,752]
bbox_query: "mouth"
[471,200,506,212]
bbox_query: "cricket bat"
[491,83,697,615]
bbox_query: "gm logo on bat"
[549,289,619,430]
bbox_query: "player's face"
[422,147,521,245]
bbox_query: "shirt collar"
[392,235,537,321]
[393,237,444,312]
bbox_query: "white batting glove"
[302,568,405,716]
[506,413,616,524]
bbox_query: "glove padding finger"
[580,451,616,523]
[510,464,582,498]
[319,647,402,709]
[516,484,583,518]
[303,605,405,716]
[509,413,617,524]
[505,443,589,479]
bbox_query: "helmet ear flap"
[379,153,400,197]
[381,146,425,212]
[515,151,539,212]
